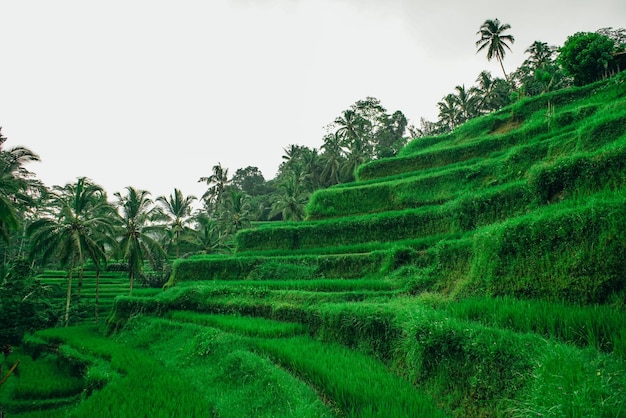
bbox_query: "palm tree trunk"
[77,265,84,303]
[498,58,508,81]
[64,263,74,326]
[94,269,100,323]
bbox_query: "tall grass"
[440,296,626,357]
[254,336,447,417]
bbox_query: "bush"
[558,32,616,86]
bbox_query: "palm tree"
[198,163,230,209]
[320,133,345,186]
[221,188,251,234]
[155,188,196,258]
[115,187,165,295]
[270,173,309,222]
[454,85,480,121]
[0,128,40,242]
[437,94,462,131]
[476,18,515,80]
[27,177,116,325]
[524,41,557,69]
[193,212,228,254]
[334,109,368,152]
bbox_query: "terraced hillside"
[14,78,626,417]
[35,270,160,321]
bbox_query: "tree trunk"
[94,269,100,322]
[64,265,74,326]
[499,58,508,81]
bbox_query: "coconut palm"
[115,186,165,295]
[27,177,116,325]
[155,188,196,258]
[198,163,230,209]
[437,94,462,131]
[320,133,345,186]
[270,173,309,222]
[454,84,480,121]
[525,41,557,69]
[0,128,40,242]
[476,18,515,80]
[220,188,252,234]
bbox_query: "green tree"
[115,187,165,295]
[437,94,462,131]
[231,166,267,196]
[155,188,196,258]
[558,32,616,86]
[476,18,515,80]
[0,259,59,344]
[320,133,345,186]
[27,177,116,325]
[199,163,231,209]
[220,188,252,234]
[192,212,230,254]
[374,110,408,159]
[0,128,40,243]
[270,172,308,222]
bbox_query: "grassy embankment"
[5,77,626,416]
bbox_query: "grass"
[7,76,626,417]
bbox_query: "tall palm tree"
[155,188,196,258]
[198,163,230,209]
[437,94,462,131]
[320,133,345,186]
[27,177,116,325]
[0,128,40,242]
[221,188,252,234]
[454,84,480,121]
[524,41,557,69]
[270,173,309,222]
[476,18,515,80]
[115,187,164,295]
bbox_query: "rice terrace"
[2,23,626,418]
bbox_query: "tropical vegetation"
[1,21,626,418]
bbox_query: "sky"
[1,0,625,202]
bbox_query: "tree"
[115,187,165,295]
[0,259,59,344]
[270,172,308,222]
[476,18,515,80]
[155,189,196,258]
[198,163,230,209]
[320,133,345,186]
[437,94,462,131]
[558,32,616,86]
[525,41,557,69]
[0,128,40,243]
[28,177,116,325]
[374,110,408,159]
[231,166,267,196]
[220,188,252,234]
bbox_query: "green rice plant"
[167,311,308,337]
[469,194,626,304]
[399,310,543,416]
[308,302,403,362]
[107,316,335,418]
[441,296,626,357]
[506,343,626,417]
[254,336,447,417]
[529,137,626,203]
[0,348,83,416]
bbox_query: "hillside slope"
[17,78,626,417]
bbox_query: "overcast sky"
[1,0,625,202]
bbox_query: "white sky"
[1,0,624,201]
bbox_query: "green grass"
[9,76,626,417]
